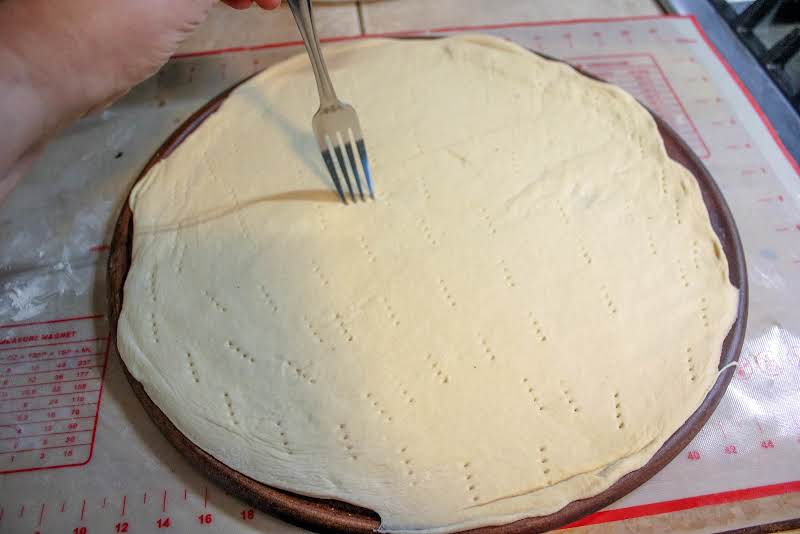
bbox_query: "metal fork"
[287,0,374,203]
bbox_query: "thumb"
[223,0,281,9]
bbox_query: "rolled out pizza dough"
[118,36,739,532]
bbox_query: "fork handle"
[286,0,339,107]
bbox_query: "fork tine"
[321,149,347,204]
[344,136,365,201]
[356,140,375,199]
[333,136,356,202]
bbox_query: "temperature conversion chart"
[0,317,109,474]
[0,15,798,534]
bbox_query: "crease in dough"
[465,436,659,511]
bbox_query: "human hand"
[0,0,280,200]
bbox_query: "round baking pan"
[107,43,748,533]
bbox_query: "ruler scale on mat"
[0,16,798,533]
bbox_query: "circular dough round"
[118,36,739,533]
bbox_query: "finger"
[222,0,254,9]
[253,0,281,9]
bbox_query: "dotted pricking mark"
[560,383,580,414]
[529,315,547,342]
[623,199,634,224]
[557,203,568,224]
[426,354,450,384]
[677,260,690,288]
[660,169,668,196]
[418,175,431,201]
[399,387,415,405]
[314,203,328,231]
[497,259,516,288]
[675,197,682,225]
[438,278,457,308]
[186,352,199,383]
[149,271,157,303]
[225,340,255,363]
[175,243,186,274]
[284,359,316,385]
[479,336,497,362]
[635,132,646,160]
[275,420,292,454]
[521,378,544,412]
[557,201,594,266]
[359,235,376,263]
[150,313,159,344]
[202,290,227,313]
[411,132,425,158]
[202,150,255,246]
[303,316,325,347]
[258,285,278,313]
[462,462,480,503]
[311,260,330,287]
[479,207,498,236]
[334,312,354,343]
[419,218,438,246]
[223,392,238,425]
[692,240,700,269]
[364,392,393,422]
[687,347,697,382]
[398,446,416,485]
[337,423,357,460]
[510,145,521,179]
[538,445,551,479]
[700,297,710,328]
[647,231,658,256]
[600,285,618,316]
[614,392,624,429]
[578,241,593,265]
[382,297,400,327]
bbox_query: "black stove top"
[715,0,799,106]
[662,0,800,162]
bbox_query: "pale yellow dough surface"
[118,36,739,532]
